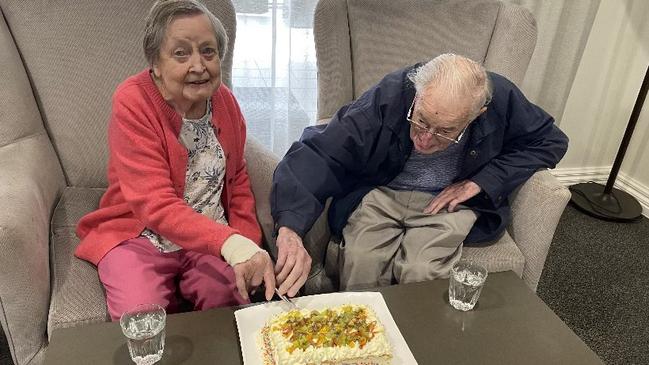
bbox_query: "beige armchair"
[0,1,281,364]
[292,0,570,295]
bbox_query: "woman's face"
[152,14,221,116]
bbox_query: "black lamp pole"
[569,64,649,221]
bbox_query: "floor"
[537,204,649,365]
[231,0,318,156]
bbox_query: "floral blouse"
[142,100,228,252]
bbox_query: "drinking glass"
[448,261,488,311]
[120,304,166,365]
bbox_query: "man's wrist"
[274,211,307,238]
[467,179,482,193]
[278,226,296,236]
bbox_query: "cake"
[258,304,392,365]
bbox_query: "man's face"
[408,90,473,154]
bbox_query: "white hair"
[143,0,229,67]
[408,53,492,118]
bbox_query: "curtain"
[505,0,601,124]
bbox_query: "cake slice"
[258,304,392,365]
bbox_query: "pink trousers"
[97,237,248,321]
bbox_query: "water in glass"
[449,261,488,311]
[120,304,166,365]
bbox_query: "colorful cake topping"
[273,305,378,353]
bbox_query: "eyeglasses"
[406,98,472,144]
[406,96,491,144]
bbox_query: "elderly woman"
[75,0,274,321]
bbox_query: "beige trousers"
[338,187,477,290]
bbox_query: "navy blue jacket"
[271,65,568,244]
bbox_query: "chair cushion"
[462,231,525,277]
[48,187,108,337]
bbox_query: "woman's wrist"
[221,234,264,266]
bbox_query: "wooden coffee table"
[44,271,603,364]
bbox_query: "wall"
[554,0,649,216]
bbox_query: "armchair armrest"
[244,137,336,294]
[0,134,65,365]
[244,137,280,255]
[508,169,570,291]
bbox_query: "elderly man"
[270,54,568,294]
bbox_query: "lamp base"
[569,182,642,222]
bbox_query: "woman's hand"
[275,227,312,297]
[233,251,276,301]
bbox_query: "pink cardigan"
[76,70,262,265]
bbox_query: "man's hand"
[275,227,312,297]
[233,251,276,301]
[424,180,482,214]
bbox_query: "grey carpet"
[538,204,649,365]
[1,204,647,365]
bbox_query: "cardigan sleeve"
[108,86,239,257]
